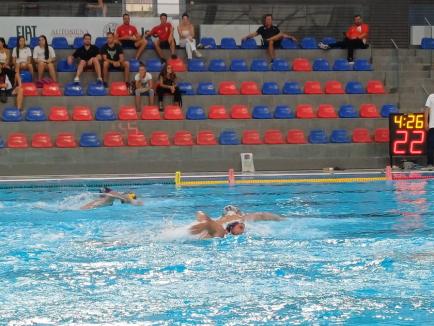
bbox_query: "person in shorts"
[115,13,147,60]
[33,35,57,84]
[12,36,33,81]
[145,13,177,63]
[0,65,24,110]
[134,63,154,111]
[101,32,130,87]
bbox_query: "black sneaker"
[103,82,108,88]
[0,89,7,103]
[171,54,178,60]
[160,58,166,64]
[159,103,164,112]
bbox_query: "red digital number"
[393,130,408,154]
[409,130,426,154]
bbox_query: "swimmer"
[189,205,284,238]
[80,187,143,210]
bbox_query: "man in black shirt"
[242,14,297,62]
[67,33,102,83]
[101,32,130,87]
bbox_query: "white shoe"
[421,165,433,171]
[318,42,329,50]
[194,50,202,58]
[73,77,80,83]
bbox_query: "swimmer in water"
[80,187,143,210]
[189,205,285,238]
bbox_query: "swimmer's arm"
[191,211,226,238]
[242,212,285,222]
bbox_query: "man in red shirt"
[319,15,369,63]
[145,13,176,63]
[115,13,147,60]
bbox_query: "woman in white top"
[12,36,33,80]
[177,13,201,60]
[0,37,11,70]
[33,35,57,83]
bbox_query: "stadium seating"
[178,82,195,95]
[219,130,240,145]
[127,132,147,146]
[292,58,312,71]
[20,71,32,83]
[7,133,28,148]
[354,59,372,71]
[366,80,385,94]
[381,104,399,117]
[240,38,257,49]
[7,37,17,49]
[374,128,389,142]
[80,132,101,147]
[186,106,207,120]
[119,106,138,120]
[49,106,69,121]
[208,59,227,72]
[230,105,251,119]
[95,106,116,121]
[300,37,317,49]
[271,58,290,71]
[264,130,285,144]
[42,83,62,96]
[150,131,170,146]
[282,82,302,94]
[252,105,272,119]
[345,81,365,94]
[164,105,184,120]
[420,37,434,49]
[304,81,323,94]
[141,106,161,120]
[317,104,338,118]
[52,37,69,49]
[325,80,345,94]
[57,59,77,72]
[242,130,263,145]
[280,38,298,49]
[25,107,47,121]
[352,128,372,143]
[174,131,194,146]
[167,58,186,72]
[32,133,53,148]
[296,104,316,119]
[197,130,218,145]
[312,58,330,71]
[2,107,22,122]
[200,37,217,49]
[73,37,84,49]
[339,104,359,118]
[360,104,380,118]
[240,81,260,95]
[230,59,248,72]
[64,82,84,96]
[333,58,352,71]
[87,82,108,96]
[330,129,351,143]
[72,106,93,121]
[250,59,269,71]
[129,59,140,72]
[287,129,307,144]
[274,105,294,119]
[103,132,125,147]
[95,37,107,48]
[146,59,163,72]
[197,82,217,95]
[209,105,229,119]
[308,129,329,144]
[22,83,38,96]
[219,81,239,95]
[56,133,77,148]
[110,82,129,96]
[188,59,206,72]
[262,82,280,95]
[321,37,336,45]
[220,37,237,49]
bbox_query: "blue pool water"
[0,180,433,325]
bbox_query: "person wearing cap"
[80,187,143,210]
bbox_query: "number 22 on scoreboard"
[393,130,426,155]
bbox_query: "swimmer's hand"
[190,211,226,238]
[242,212,285,222]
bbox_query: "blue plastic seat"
[129,59,140,72]
[330,129,351,143]
[200,37,217,49]
[2,107,22,122]
[80,132,101,147]
[197,82,216,95]
[230,59,248,71]
[73,37,84,49]
[95,106,116,121]
[251,59,269,71]
[274,105,294,119]
[339,104,359,118]
[321,37,336,46]
[186,106,207,120]
[0,136,4,149]
[188,59,206,72]
[345,81,365,94]
[20,71,32,83]
[178,82,195,95]
[52,37,69,49]
[29,37,39,49]
[95,37,107,48]
[282,82,302,94]
[146,38,154,49]
[25,107,47,121]
[219,130,240,145]
[300,37,317,49]
[7,37,17,49]
[87,82,108,96]
[64,82,84,96]
[421,37,434,49]
[252,105,272,119]
[271,58,289,71]
[312,58,330,71]
[280,38,298,49]
[308,129,329,144]
[381,104,399,117]
[333,58,352,71]
[262,82,280,95]
[353,59,372,71]
[220,37,237,49]
[208,59,227,72]
[240,38,257,49]
[146,59,163,72]
[57,59,77,72]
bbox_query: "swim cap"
[223,205,241,216]
[127,192,137,200]
[226,221,241,233]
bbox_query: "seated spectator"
[242,14,297,62]
[145,13,177,63]
[134,63,154,111]
[0,65,24,110]
[101,32,130,87]
[12,36,33,81]
[86,0,107,17]
[67,33,102,83]
[318,15,369,63]
[177,13,201,60]
[0,37,14,86]
[156,64,181,111]
[115,13,147,60]
[33,35,57,85]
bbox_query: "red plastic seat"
[141,106,161,120]
[167,58,186,72]
[31,133,53,148]
[197,130,217,145]
[164,105,184,120]
[374,128,389,143]
[304,81,323,94]
[7,133,28,148]
[367,80,385,94]
[119,105,138,120]
[150,131,170,146]
[55,132,77,148]
[230,104,251,119]
[242,130,263,145]
[72,106,93,121]
[49,106,69,121]
[240,81,260,95]
[110,81,129,96]
[264,129,285,144]
[360,104,380,118]
[287,129,307,144]
[296,104,316,119]
[325,80,345,94]
[317,104,338,118]
[127,132,147,146]
[292,58,312,72]
[42,83,62,96]
[352,128,372,143]
[208,105,229,119]
[174,130,194,146]
[22,83,38,96]
[219,81,239,95]
[103,131,125,147]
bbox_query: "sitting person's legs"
[135,88,155,110]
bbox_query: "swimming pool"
[0,180,433,325]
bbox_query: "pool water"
[0,180,433,325]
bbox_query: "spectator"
[86,0,107,17]
[101,32,130,87]
[145,13,177,63]
[318,15,369,63]
[67,33,102,83]
[177,13,201,60]
[115,13,147,60]
[134,63,154,111]
[33,35,57,85]
[242,14,296,62]
[156,64,181,111]
[12,36,33,81]
[0,37,11,70]
[424,94,434,169]
[0,65,24,110]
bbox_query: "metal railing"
[390,39,400,95]
[424,17,433,78]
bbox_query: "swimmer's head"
[100,187,112,193]
[223,205,242,216]
[226,221,245,235]
[127,192,137,200]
